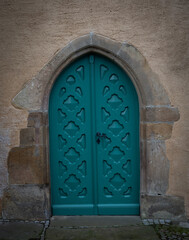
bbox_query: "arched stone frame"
[8,33,184,220]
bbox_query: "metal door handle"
[96,132,108,144]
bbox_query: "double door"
[49,53,140,215]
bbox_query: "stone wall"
[2,112,50,220]
[0,0,188,220]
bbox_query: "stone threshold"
[1,217,188,227]
[49,216,142,228]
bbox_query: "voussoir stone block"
[91,33,122,56]
[70,34,92,51]
[2,185,48,220]
[118,44,170,106]
[8,146,45,184]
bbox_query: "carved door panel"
[49,56,94,215]
[49,53,140,215]
[95,54,140,214]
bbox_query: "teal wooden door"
[49,53,140,215]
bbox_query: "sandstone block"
[20,127,35,146]
[145,106,180,122]
[8,146,45,184]
[141,195,186,221]
[27,112,44,128]
[2,185,49,220]
[146,140,169,195]
[145,123,173,140]
[92,33,122,56]
[0,222,44,239]
[70,33,92,52]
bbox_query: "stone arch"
[13,33,170,111]
[8,33,182,220]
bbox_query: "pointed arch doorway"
[12,34,180,220]
[49,52,140,215]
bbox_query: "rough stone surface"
[20,127,35,146]
[91,33,122,56]
[8,146,45,184]
[145,106,180,122]
[27,112,45,128]
[0,221,43,240]
[145,123,173,140]
[117,43,170,106]
[70,33,92,52]
[2,185,48,220]
[146,140,169,195]
[141,195,186,221]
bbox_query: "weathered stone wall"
[0,0,188,219]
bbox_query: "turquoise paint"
[49,53,140,215]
